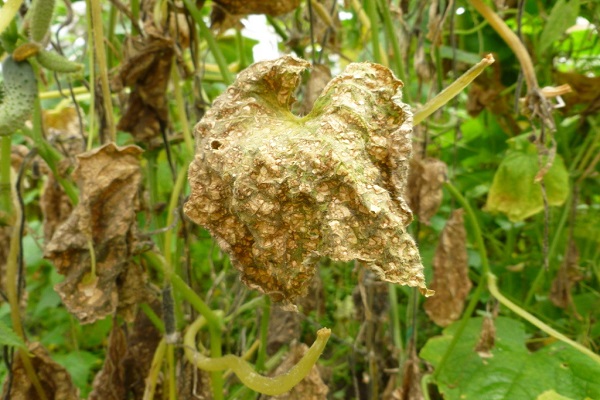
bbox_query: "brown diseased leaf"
[555,71,600,115]
[184,56,432,306]
[40,173,73,242]
[550,240,583,314]
[424,209,472,327]
[406,157,447,225]
[1,343,79,400]
[113,30,174,145]
[211,0,300,31]
[266,342,328,400]
[89,322,127,400]
[44,143,149,324]
[475,315,496,358]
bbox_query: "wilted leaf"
[112,30,174,145]
[424,209,471,327]
[40,172,73,242]
[474,316,496,358]
[44,143,149,324]
[1,343,79,399]
[485,147,569,222]
[266,342,329,399]
[399,347,424,400]
[184,56,432,306]
[550,241,582,313]
[211,0,300,31]
[89,322,127,400]
[539,0,580,55]
[406,157,447,224]
[420,317,600,400]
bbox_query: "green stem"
[377,0,409,101]
[387,283,403,378]
[365,0,382,64]
[140,303,165,333]
[183,0,234,85]
[86,0,96,150]
[255,296,271,373]
[143,338,166,400]
[0,136,12,223]
[488,273,600,364]
[88,0,116,141]
[171,66,194,154]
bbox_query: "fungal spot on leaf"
[211,140,223,150]
[184,55,432,305]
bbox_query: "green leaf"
[537,390,575,400]
[539,0,580,55]
[0,320,27,350]
[485,147,569,221]
[420,317,600,400]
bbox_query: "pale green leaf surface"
[0,320,27,350]
[485,149,569,221]
[537,389,575,400]
[420,317,600,400]
[539,0,580,54]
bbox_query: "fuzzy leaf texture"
[184,56,432,305]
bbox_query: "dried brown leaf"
[89,322,127,400]
[424,209,472,327]
[550,241,583,314]
[1,343,79,400]
[211,0,300,31]
[555,71,600,115]
[299,64,332,115]
[113,32,174,145]
[44,143,148,324]
[184,56,432,306]
[475,315,496,358]
[406,157,447,224]
[395,346,424,400]
[40,173,73,242]
[265,342,328,400]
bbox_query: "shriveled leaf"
[266,342,329,399]
[424,209,471,326]
[0,321,27,350]
[399,347,424,400]
[485,147,569,222]
[539,0,580,54]
[1,343,79,399]
[40,172,73,242]
[89,322,127,400]
[45,143,149,324]
[406,157,447,224]
[474,315,496,358]
[420,317,600,400]
[211,0,300,31]
[112,30,174,145]
[550,241,583,313]
[184,56,432,306]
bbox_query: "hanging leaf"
[184,56,432,305]
[539,0,580,55]
[406,157,447,225]
[424,209,471,327]
[485,146,569,222]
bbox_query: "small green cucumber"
[0,56,37,136]
[36,49,83,73]
[27,0,56,43]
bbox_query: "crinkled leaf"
[420,317,600,400]
[44,143,149,324]
[184,56,431,305]
[539,0,580,54]
[485,148,569,222]
[0,320,27,350]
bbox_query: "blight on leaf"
[485,147,569,222]
[184,56,432,305]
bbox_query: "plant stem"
[255,296,271,373]
[0,136,13,223]
[171,66,194,154]
[143,338,166,400]
[488,273,600,364]
[183,0,234,85]
[414,55,494,125]
[365,0,382,64]
[377,0,409,100]
[86,0,96,150]
[88,0,116,141]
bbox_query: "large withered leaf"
[40,172,73,243]
[424,209,471,327]
[184,56,432,305]
[89,322,127,400]
[113,29,174,144]
[406,157,447,224]
[44,143,148,324]
[1,343,79,399]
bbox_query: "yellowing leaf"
[485,149,569,222]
